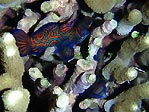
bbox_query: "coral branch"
[102,35,149,83]
[112,82,149,112]
[0,33,25,90]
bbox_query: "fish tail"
[11,29,30,56]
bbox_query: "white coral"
[29,67,44,81]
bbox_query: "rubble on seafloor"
[0,0,149,112]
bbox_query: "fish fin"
[59,18,77,33]
[31,22,59,36]
[76,28,90,44]
[59,21,75,33]
[11,29,30,56]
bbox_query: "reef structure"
[0,33,30,112]
[0,0,149,112]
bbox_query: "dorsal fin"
[59,10,80,33]
[31,22,59,36]
[59,18,77,33]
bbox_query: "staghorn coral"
[17,9,40,33]
[116,9,142,35]
[0,0,37,4]
[127,9,142,25]
[0,32,30,112]
[0,0,149,111]
[0,0,37,10]
[29,67,44,81]
[53,63,68,86]
[114,0,126,8]
[102,34,149,83]
[141,1,149,25]
[87,19,117,60]
[0,33,24,90]
[135,48,149,67]
[72,72,96,94]
[52,86,72,112]
[34,12,62,31]
[40,0,78,23]
[111,82,149,112]
[64,59,97,93]
[84,0,116,14]
[2,87,30,112]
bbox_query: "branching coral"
[0,33,25,90]
[0,32,30,112]
[2,87,30,112]
[17,9,40,33]
[0,0,36,4]
[116,9,142,35]
[135,48,149,67]
[110,82,149,112]
[0,0,37,10]
[29,67,44,81]
[141,1,149,25]
[87,19,117,60]
[40,0,78,23]
[127,9,142,25]
[84,0,116,14]
[0,0,149,112]
[102,34,149,83]
[64,59,97,93]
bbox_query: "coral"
[102,34,149,83]
[114,0,126,8]
[53,63,68,77]
[72,72,96,94]
[0,0,149,112]
[64,59,97,94]
[0,32,30,112]
[79,98,107,111]
[17,9,40,33]
[53,63,68,86]
[116,9,142,35]
[56,92,69,108]
[34,12,62,31]
[87,19,117,60]
[74,46,83,59]
[112,82,149,112]
[127,9,142,25]
[131,31,140,38]
[40,0,61,13]
[39,78,51,88]
[141,1,149,25]
[40,0,78,23]
[104,12,114,20]
[29,67,44,81]
[135,48,149,67]
[52,86,72,112]
[0,8,16,33]
[0,33,24,90]
[0,0,36,4]
[0,0,37,10]
[0,0,24,10]
[84,0,116,13]
[79,98,93,109]
[2,87,30,112]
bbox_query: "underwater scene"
[0,0,149,112]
